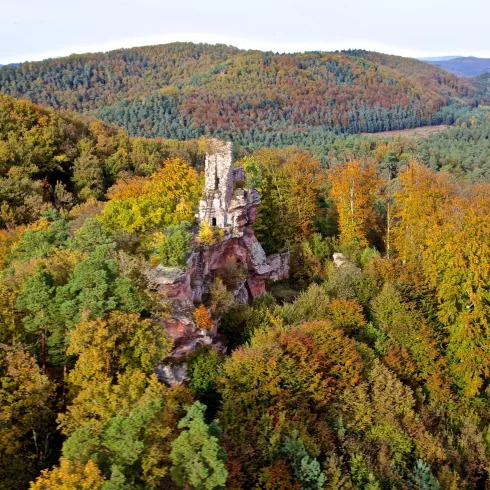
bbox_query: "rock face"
[154,139,290,374]
[155,363,189,386]
[333,252,349,268]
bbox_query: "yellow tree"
[101,158,202,234]
[0,348,55,487]
[30,458,104,490]
[284,153,325,241]
[422,187,490,397]
[392,162,455,264]
[58,312,173,434]
[328,161,380,247]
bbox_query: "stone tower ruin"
[198,139,259,234]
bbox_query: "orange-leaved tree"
[194,305,213,331]
[30,458,104,490]
[328,161,380,247]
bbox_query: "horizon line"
[1,33,489,65]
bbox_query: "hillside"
[3,93,490,489]
[425,56,490,77]
[4,70,490,487]
[473,72,490,103]
[0,93,206,227]
[0,43,479,142]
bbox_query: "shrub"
[217,256,247,291]
[194,304,213,331]
[210,277,235,315]
[197,221,216,246]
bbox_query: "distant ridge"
[0,42,478,141]
[419,56,460,62]
[423,56,490,78]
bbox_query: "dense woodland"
[2,45,490,489]
[0,43,482,142]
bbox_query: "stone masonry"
[198,140,260,235]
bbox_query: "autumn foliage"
[194,305,213,331]
[328,160,380,247]
[101,157,202,234]
[3,95,490,489]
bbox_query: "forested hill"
[473,72,490,104]
[0,42,480,142]
[425,56,490,78]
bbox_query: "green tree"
[62,400,163,489]
[281,432,326,490]
[408,460,440,490]
[187,346,225,396]
[158,221,192,267]
[170,401,227,490]
[16,268,56,371]
[53,245,143,329]
[10,211,70,262]
[71,218,114,254]
[73,139,105,201]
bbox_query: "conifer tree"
[170,401,227,490]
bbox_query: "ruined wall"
[199,140,234,228]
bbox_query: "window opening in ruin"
[212,217,217,227]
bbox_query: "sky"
[2,0,490,64]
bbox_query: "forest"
[0,42,483,144]
[1,49,490,488]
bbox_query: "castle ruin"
[152,139,290,381]
[198,140,260,234]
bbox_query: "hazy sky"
[2,0,490,64]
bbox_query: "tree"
[53,244,143,329]
[61,400,164,489]
[283,153,325,241]
[170,401,228,490]
[187,346,224,396]
[70,218,114,253]
[73,139,104,201]
[30,458,104,490]
[0,348,55,489]
[9,212,70,262]
[407,460,440,490]
[101,158,202,234]
[422,190,490,397]
[328,161,380,247]
[16,268,55,372]
[197,221,217,246]
[252,149,325,254]
[209,277,235,316]
[281,433,326,490]
[194,305,214,331]
[392,162,455,264]
[158,221,192,266]
[59,312,173,435]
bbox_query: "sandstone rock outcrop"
[154,139,289,372]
